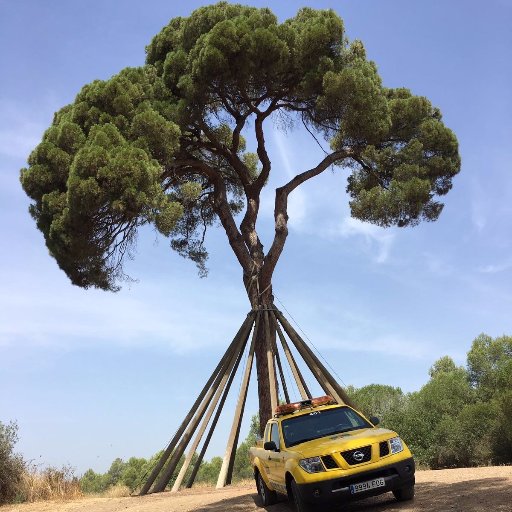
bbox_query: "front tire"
[290,479,315,512]
[393,484,415,501]
[256,472,277,507]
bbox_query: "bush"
[0,420,25,504]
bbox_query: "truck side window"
[270,423,280,450]
[264,423,270,442]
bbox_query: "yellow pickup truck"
[249,396,415,512]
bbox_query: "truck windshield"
[281,406,372,447]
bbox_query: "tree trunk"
[245,276,276,436]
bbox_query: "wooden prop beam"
[139,313,253,495]
[275,311,341,402]
[184,327,246,489]
[216,313,259,488]
[149,313,255,493]
[269,314,290,404]
[170,325,249,492]
[264,310,278,413]
[273,309,354,407]
[274,316,311,400]
[143,307,353,495]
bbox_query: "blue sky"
[1,0,511,474]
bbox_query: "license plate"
[350,477,385,494]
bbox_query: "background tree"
[0,421,25,505]
[20,2,460,427]
[386,357,474,466]
[347,384,404,424]
[467,334,512,462]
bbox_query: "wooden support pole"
[270,314,290,403]
[277,314,339,401]
[170,327,248,492]
[139,313,253,495]
[273,314,311,400]
[184,329,245,489]
[216,313,259,489]
[150,313,255,493]
[264,310,278,413]
[274,309,354,407]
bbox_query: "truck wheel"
[393,484,415,501]
[256,472,277,506]
[290,479,315,512]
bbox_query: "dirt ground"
[2,466,511,512]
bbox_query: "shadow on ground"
[194,477,511,512]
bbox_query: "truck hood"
[291,427,395,458]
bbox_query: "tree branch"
[213,174,253,274]
[164,156,252,273]
[197,120,251,187]
[261,149,352,287]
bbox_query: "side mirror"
[264,441,278,451]
[370,416,380,426]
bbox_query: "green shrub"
[0,421,25,504]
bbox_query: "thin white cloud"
[337,217,395,264]
[286,323,433,361]
[333,334,430,360]
[469,177,487,233]
[478,260,512,274]
[423,252,453,277]
[0,265,246,354]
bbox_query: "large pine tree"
[20,3,460,425]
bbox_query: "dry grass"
[185,478,254,490]
[17,465,82,503]
[101,485,131,498]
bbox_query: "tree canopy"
[20,2,460,296]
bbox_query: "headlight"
[389,437,404,454]
[299,456,325,473]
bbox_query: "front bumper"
[296,457,415,505]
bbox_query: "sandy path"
[2,466,511,512]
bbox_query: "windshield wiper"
[288,436,320,447]
[330,426,367,436]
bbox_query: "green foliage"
[0,421,25,504]
[347,384,404,424]
[231,442,253,481]
[361,339,512,469]
[80,469,109,494]
[230,414,260,482]
[434,402,496,467]
[467,334,512,399]
[385,358,475,467]
[20,3,460,291]
[195,456,222,484]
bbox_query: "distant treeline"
[1,334,510,503]
[79,414,260,494]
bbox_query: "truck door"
[267,422,286,494]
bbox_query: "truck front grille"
[321,455,339,469]
[341,445,372,465]
[379,440,390,457]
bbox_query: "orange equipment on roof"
[274,395,336,416]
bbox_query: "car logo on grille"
[353,450,365,462]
